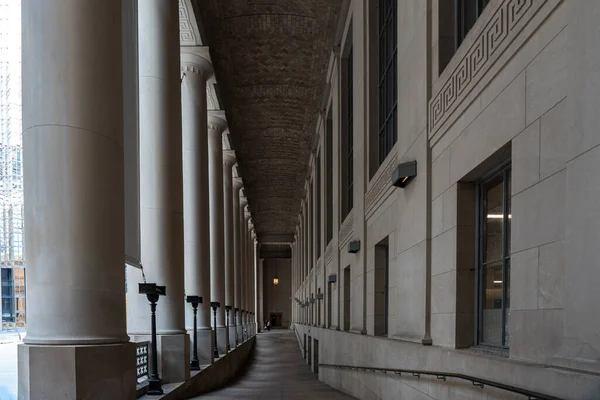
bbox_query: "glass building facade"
[0,0,25,331]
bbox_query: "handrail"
[319,363,563,400]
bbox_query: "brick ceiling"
[193,0,341,237]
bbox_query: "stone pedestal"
[237,323,244,344]
[18,343,136,400]
[229,324,237,348]
[196,328,215,365]
[217,326,229,355]
[131,334,190,384]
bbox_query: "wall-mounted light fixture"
[391,160,417,188]
[316,293,324,300]
[273,264,279,285]
[348,240,361,254]
[328,274,337,283]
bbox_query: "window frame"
[455,0,491,49]
[475,163,511,349]
[377,0,397,165]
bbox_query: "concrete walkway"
[194,329,355,400]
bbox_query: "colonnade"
[18,1,258,398]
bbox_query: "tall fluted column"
[208,116,227,355]
[130,0,188,384]
[223,152,236,351]
[19,1,135,397]
[233,181,244,344]
[181,48,213,364]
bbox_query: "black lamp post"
[139,283,166,396]
[186,295,202,371]
[210,301,220,359]
[234,307,239,346]
[225,305,232,351]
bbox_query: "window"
[342,45,354,220]
[315,152,321,259]
[456,0,491,48]
[374,237,389,336]
[326,111,333,244]
[378,0,397,164]
[477,165,511,348]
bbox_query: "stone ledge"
[139,336,255,400]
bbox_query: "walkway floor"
[193,329,355,400]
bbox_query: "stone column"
[233,180,244,345]
[258,258,264,332]
[244,210,252,334]
[303,199,308,280]
[240,197,248,339]
[181,48,213,364]
[223,152,236,350]
[208,116,227,356]
[19,1,135,398]
[127,0,188,383]
[251,233,257,335]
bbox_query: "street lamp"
[225,305,232,351]
[186,295,202,371]
[139,283,166,395]
[211,301,220,359]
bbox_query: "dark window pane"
[506,170,512,255]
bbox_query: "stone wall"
[292,0,600,398]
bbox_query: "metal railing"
[135,341,150,383]
[319,363,563,400]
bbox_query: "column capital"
[233,177,244,192]
[208,116,227,133]
[240,196,248,208]
[223,150,236,168]
[181,47,213,80]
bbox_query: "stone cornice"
[429,0,545,139]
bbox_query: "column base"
[229,325,237,348]
[188,327,214,365]
[236,324,243,346]
[18,342,136,400]
[216,326,228,355]
[131,333,189,384]
[242,324,248,341]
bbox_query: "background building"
[0,0,25,332]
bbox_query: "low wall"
[295,324,600,400]
[147,336,255,400]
